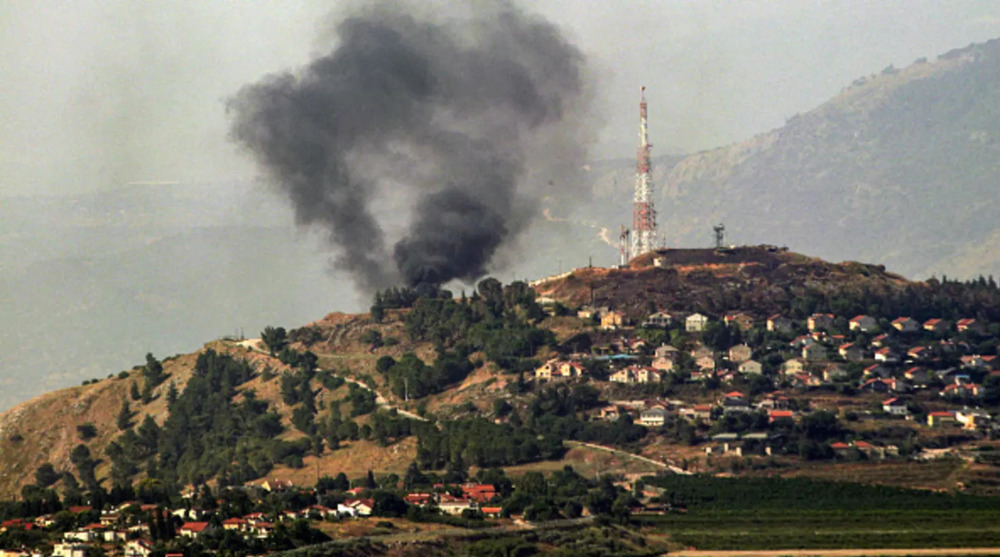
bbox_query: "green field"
[638,475,1000,550]
[639,510,1000,550]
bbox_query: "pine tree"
[130,381,141,401]
[166,382,178,406]
[365,469,377,489]
[117,400,132,430]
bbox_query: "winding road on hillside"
[565,440,691,475]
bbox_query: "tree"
[261,326,288,356]
[129,381,141,401]
[76,423,97,441]
[366,470,377,489]
[70,444,97,487]
[117,400,133,430]
[34,463,60,488]
[166,382,179,406]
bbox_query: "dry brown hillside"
[0,307,448,499]
[532,245,914,321]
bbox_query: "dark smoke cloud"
[228,2,589,291]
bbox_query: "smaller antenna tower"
[619,226,631,267]
[713,223,726,249]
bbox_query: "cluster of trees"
[102,350,316,490]
[375,351,475,400]
[402,279,553,373]
[415,418,565,470]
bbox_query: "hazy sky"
[3,0,1000,196]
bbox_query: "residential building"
[849,315,878,332]
[179,522,214,538]
[874,347,900,364]
[728,344,753,363]
[808,313,836,331]
[767,315,795,334]
[823,363,849,382]
[891,317,920,333]
[639,406,668,427]
[927,411,956,427]
[643,312,672,328]
[838,343,864,362]
[654,344,679,360]
[957,318,986,334]
[724,312,755,331]
[782,358,805,375]
[882,397,908,416]
[923,318,949,334]
[738,360,763,375]
[601,310,627,330]
[802,343,827,361]
[686,313,709,332]
[651,356,675,372]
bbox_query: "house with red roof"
[923,318,949,334]
[957,318,986,334]
[768,409,794,423]
[179,522,214,538]
[838,343,864,362]
[222,518,247,531]
[849,315,878,332]
[808,313,835,332]
[874,347,900,364]
[940,383,981,399]
[891,317,920,333]
[338,499,374,517]
[882,397,908,416]
[767,315,795,334]
[927,411,956,427]
[462,484,498,503]
[480,506,503,518]
[404,493,434,507]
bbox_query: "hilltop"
[533,245,910,320]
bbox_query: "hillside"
[5,247,1000,503]
[564,38,1000,281]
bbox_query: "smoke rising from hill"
[228,2,590,291]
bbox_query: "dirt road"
[671,549,1000,556]
[565,440,691,475]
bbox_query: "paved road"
[672,549,1000,556]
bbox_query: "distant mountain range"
[560,38,1000,281]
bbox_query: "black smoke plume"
[229,2,589,291]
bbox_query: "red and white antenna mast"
[631,86,657,258]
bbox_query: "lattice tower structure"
[631,86,657,258]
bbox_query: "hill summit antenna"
[713,223,726,249]
[631,86,657,258]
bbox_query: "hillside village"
[5,250,1000,555]
[531,300,1000,461]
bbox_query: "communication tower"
[619,226,631,267]
[713,223,726,249]
[631,86,657,258]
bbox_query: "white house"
[882,397,908,416]
[686,313,709,332]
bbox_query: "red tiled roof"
[180,522,210,533]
